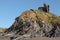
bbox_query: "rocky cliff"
[4,4,60,39]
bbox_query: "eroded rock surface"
[4,4,60,40]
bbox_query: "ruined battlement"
[38,4,50,12]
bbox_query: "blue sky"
[0,0,60,28]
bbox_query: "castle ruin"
[38,4,50,12]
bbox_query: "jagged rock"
[4,4,60,39]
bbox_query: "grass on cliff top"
[33,10,60,24]
[0,28,6,32]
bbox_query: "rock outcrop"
[4,4,60,40]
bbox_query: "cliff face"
[5,10,60,38]
[4,4,60,38]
